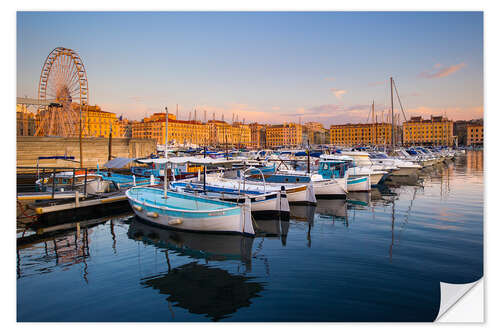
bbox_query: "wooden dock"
[20,190,132,226]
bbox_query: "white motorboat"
[206,174,317,205]
[170,180,290,220]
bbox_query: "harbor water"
[16,152,483,322]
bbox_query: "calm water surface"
[17,152,483,322]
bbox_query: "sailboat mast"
[164,106,168,198]
[108,122,112,161]
[390,77,395,150]
[79,105,83,168]
[372,100,375,146]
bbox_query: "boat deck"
[128,188,237,211]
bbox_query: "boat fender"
[168,218,183,225]
[146,211,159,218]
[133,205,143,212]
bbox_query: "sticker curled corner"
[435,279,483,322]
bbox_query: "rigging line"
[392,80,407,122]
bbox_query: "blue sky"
[17,11,483,124]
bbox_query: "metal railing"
[17,166,92,198]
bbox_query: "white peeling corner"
[435,279,483,322]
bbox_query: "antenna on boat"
[164,106,169,199]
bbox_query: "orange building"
[330,123,392,146]
[265,123,303,147]
[466,124,483,146]
[132,112,210,145]
[81,104,120,138]
[249,123,267,148]
[17,104,36,136]
[403,116,453,146]
[303,122,326,145]
[207,120,251,147]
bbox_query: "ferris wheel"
[35,47,89,137]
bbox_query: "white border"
[4,1,496,331]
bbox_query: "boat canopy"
[137,157,244,166]
[102,157,135,169]
[319,154,353,161]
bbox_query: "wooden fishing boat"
[126,187,254,235]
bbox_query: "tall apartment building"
[81,104,120,138]
[249,123,267,148]
[207,120,251,147]
[403,116,453,146]
[303,122,328,145]
[265,123,303,147]
[454,119,483,146]
[118,118,133,138]
[330,123,392,146]
[466,123,483,146]
[132,113,210,145]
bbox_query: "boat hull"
[126,189,254,235]
[313,179,347,199]
[369,173,385,185]
[284,184,317,205]
[219,192,290,220]
[347,176,371,192]
[171,183,290,220]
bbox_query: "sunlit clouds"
[405,106,483,120]
[419,62,466,79]
[330,88,347,99]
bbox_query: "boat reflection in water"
[316,199,347,222]
[289,204,316,224]
[385,174,421,187]
[252,218,290,246]
[347,192,371,208]
[127,218,254,268]
[141,262,264,322]
[127,219,265,321]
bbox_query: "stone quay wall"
[17,136,157,169]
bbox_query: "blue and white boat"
[273,169,348,199]
[98,171,160,189]
[242,173,318,204]
[205,174,315,205]
[126,187,254,235]
[318,155,371,192]
[170,181,290,220]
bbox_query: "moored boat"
[347,175,371,192]
[126,187,254,235]
[206,174,316,205]
[170,181,290,220]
